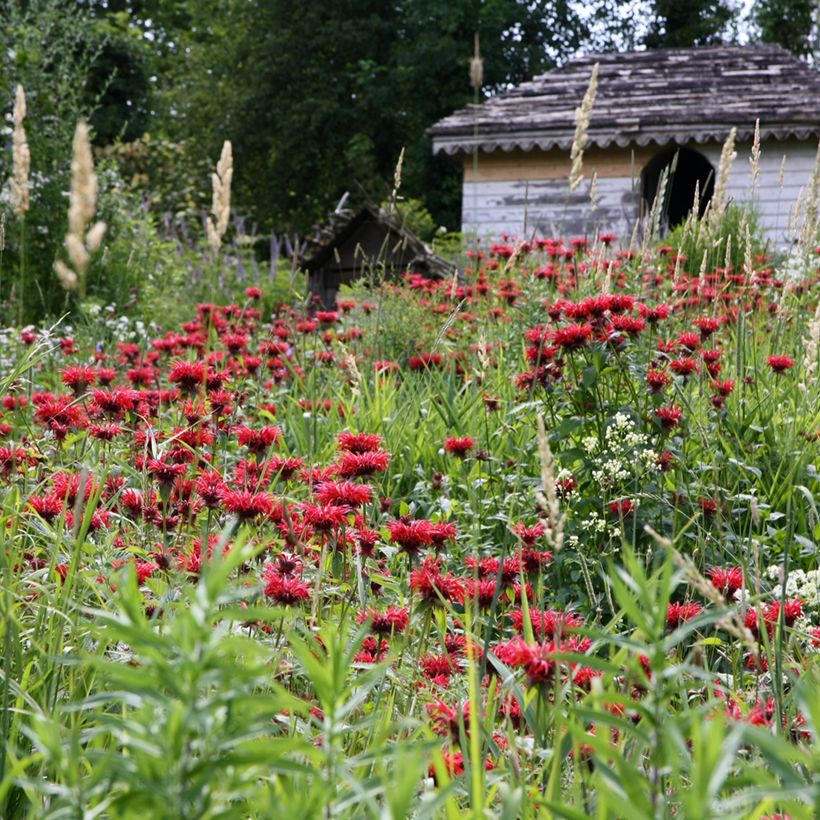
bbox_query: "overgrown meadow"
[1,200,820,818]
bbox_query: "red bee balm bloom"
[443,436,475,457]
[767,355,794,373]
[388,518,434,555]
[708,566,743,598]
[263,566,309,605]
[655,405,683,430]
[169,360,206,391]
[667,601,703,627]
[336,450,390,478]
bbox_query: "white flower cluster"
[765,565,820,612]
[585,412,660,489]
[88,305,155,343]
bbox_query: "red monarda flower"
[388,517,434,554]
[553,322,593,350]
[337,431,382,453]
[443,436,475,457]
[667,601,703,628]
[513,521,545,546]
[146,457,188,486]
[655,404,683,430]
[357,606,410,634]
[195,471,226,507]
[168,360,206,391]
[315,480,372,508]
[300,501,351,531]
[646,369,671,392]
[767,355,794,373]
[263,566,310,605]
[222,489,276,521]
[511,607,582,639]
[235,424,283,454]
[609,498,635,517]
[410,558,464,605]
[336,450,390,478]
[60,365,97,395]
[708,566,743,598]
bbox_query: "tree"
[643,0,738,48]
[143,0,635,234]
[754,0,818,59]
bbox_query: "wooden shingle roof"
[299,204,458,279]
[429,45,820,155]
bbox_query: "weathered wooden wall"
[700,139,819,245]
[460,140,819,244]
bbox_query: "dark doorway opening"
[641,146,715,230]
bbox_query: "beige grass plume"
[535,415,566,551]
[470,33,483,91]
[749,119,761,197]
[802,300,820,389]
[569,63,599,192]
[11,84,30,217]
[707,127,737,233]
[55,122,106,294]
[207,140,233,253]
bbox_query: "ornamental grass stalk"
[206,140,233,253]
[54,122,106,297]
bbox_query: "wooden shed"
[299,204,458,309]
[429,45,820,245]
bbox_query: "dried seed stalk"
[207,140,233,252]
[569,63,599,192]
[11,85,30,217]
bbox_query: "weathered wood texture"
[460,139,819,243]
[700,140,819,244]
[462,176,639,239]
[431,45,820,156]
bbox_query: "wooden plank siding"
[700,140,819,244]
[460,139,819,244]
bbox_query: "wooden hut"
[428,45,820,245]
[299,204,458,309]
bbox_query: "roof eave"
[432,123,820,156]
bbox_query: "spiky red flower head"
[767,355,794,373]
[146,458,188,486]
[666,600,703,628]
[300,501,351,531]
[655,404,683,431]
[168,359,206,391]
[234,424,282,454]
[609,498,635,517]
[336,450,390,478]
[388,517,434,554]
[357,606,410,634]
[263,566,310,605]
[443,436,475,457]
[315,480,372,508]
[646,369,671,393]
[553,322,593,350]
[222,489,276,521]
[708,566,743,598]
[410,558,464,605]
[511,607,582,639]
[61,366,97,395]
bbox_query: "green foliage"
[664,202,769,279]
[381,198,437,242]
[644,0,738,48]
[753,0,819,59]
[96,134,210,224]
[0,0,102,323]
[142,0,637,233]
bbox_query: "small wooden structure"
[299,204,457,308]
[429,45,820,244]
